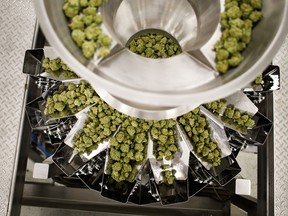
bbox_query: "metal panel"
[0,0,36,215]
[274,35,288,216]
[1,1,288,216]
[21,183,229,216]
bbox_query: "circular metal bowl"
[34,0,288,120]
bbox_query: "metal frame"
[21,183,230,216]
[230,93,274,216]
[9,24,46,216]
[9,25,274,216]
[257,92,274,216]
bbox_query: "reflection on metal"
[244,65,281,104]
[34,0,288,120]
[24,67,274,205]
[10,20,281,215]
[225,112,273,146]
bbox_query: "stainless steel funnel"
[34,0,288,120]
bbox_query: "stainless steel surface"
[0,1,287,216]
[95,87,196,120]
[0,1,36,215]
[21,183,229,215]
[274,35,288,216]
[34,0,288,120]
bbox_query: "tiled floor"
[0,1,35,216]
[274,35,288,216]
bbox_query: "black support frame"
[9,25,275,216]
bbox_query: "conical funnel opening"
[101,0,220,52]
